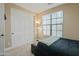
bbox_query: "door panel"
[11,8,25,47]
[0,4,4,56]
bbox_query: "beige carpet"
[5,43,34,56]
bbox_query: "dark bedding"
[31,38,79,56]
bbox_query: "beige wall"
[5,3,35,48]
[36,3,79,41]
[34,14,43,40]
[5,4,12,48]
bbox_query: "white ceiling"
[14,3,63,13]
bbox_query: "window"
[52,11,63,37]
[42,11,63,38]
[42,14,51,37]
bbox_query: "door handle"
[0,34,4,36]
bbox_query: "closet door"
[11,8,34,47]
[11,8,25,47]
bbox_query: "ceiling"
[14,3,63,13]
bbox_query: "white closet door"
[11,8,34,47]
[0,4,5,55]
[11,8,25,47]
